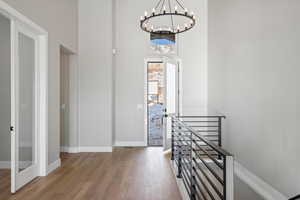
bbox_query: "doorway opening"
[59,45,79,155]
[147,62,165,146]
[145,58,181,150]
[60,47,71,154]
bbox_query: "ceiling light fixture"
[140,0,196,35]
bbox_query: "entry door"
[163,59,179,151]
[11,21,39,193]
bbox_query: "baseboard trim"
[0,161,10,169]
[234,161,288,200]
[60,146,79,153]
[79,146,113,152]
[47,159,61,175]
[114,141,147,147]
[170,160,189,200]
[60,146,113,153]
[0,161,33,169]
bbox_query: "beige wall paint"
[114,0,207,143]
[78,0,207,145]
[3,0,78,164]
[78,0,113,147]
[208,0,300,197]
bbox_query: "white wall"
[0,13,11,161]
[3,0,78,164]
[114,0,207,143]
[234,176,263,200]
[78,0,207,145]
[208,0,300,197]
[78,0,113,148]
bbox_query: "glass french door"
[163,58,179,151]
[11,21,39,193]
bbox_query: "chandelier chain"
[155,0,163,10]
[159,0,166,14]
[174,0,185,9]
[168,0,175,31]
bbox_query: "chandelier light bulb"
[144,11,148,17]
[174,5,178,12]
[163,5,166,13]
[177,25,180,30]
[184,23,188,29]
[152,8,156,14]
[184,8,188,14]
[140,16,144,21]
[190,11,194,16]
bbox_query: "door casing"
[144,56,183,148]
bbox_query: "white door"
[11,21,39,193]
[163,59,179,151]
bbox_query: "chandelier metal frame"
[140,0,196,35]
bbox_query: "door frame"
[59,45,80,153]
[144,56,183,147]
[0,0,48,185]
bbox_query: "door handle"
[10,126,14,132]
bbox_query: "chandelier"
[139,0,196,35]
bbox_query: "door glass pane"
[147,62,164,146]
[18,32,35,172]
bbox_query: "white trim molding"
[60,146,113,153]
[0,161,11,169]
[170,161,189,200]
[114,141,147,147]
[79,146,113,152]
[47,159,61,175]
[234,161,288,200]
[60,146,79,153]
[0,161,33,169]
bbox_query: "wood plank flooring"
[0,147,182,200]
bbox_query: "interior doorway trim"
[144,57,183,147]
[0,0,48,177]
[60,45,79,153]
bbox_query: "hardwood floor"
[0,147,181,200]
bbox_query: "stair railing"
[290,195,300,200]
[171,115,234,200]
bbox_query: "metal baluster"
[218,116,222,160]
[171,118,174,161]
[177,126,182,178]
[190,131,196,200]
